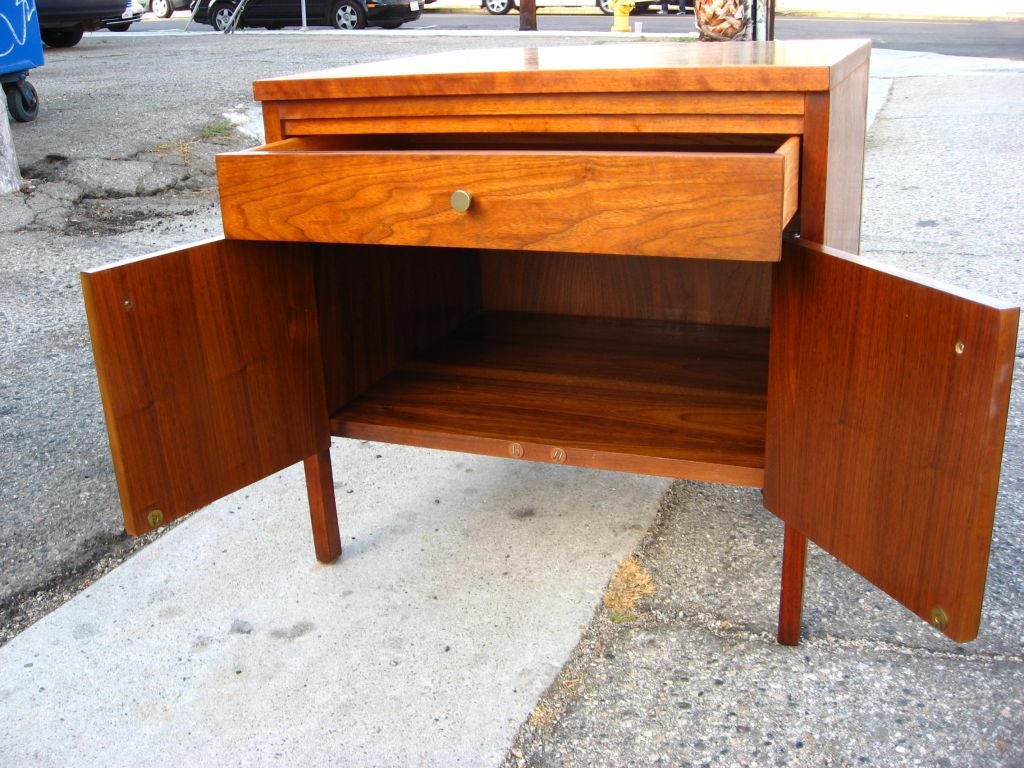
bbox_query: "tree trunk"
[519,0,537,30]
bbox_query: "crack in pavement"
[1,130,249,236]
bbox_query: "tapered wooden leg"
[303,448,341,564]
[777,523,807,645]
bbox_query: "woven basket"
[694,0,748,40]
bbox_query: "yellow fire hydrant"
[609,0,635,32]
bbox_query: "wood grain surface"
[799,60,869,252]
[81,239,330,535]
[276,115,805,139]
[480,251,772,328]
[79,39,1023,646]
[776,524,808,646]
[218,144,795,261]
[764,238,1019,642]
[272,92,807,121]
[252,40,871,102]
[314,245,482,414]
[304,448,341,563]
[331,312,769,486]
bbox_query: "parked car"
[143,0,191,17]
[36,0,143,46]
[482,0,691,14]
[103,0,144,29]
[190,0,420,30]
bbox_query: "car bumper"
[366,2,420,24]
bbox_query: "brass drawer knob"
[450,189,473,213]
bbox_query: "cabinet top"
[253,39,870,102]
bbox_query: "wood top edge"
[80,236,227,276]
[785,236,1021,312]
[253,40,872,102]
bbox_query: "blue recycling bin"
[1,0,44,121]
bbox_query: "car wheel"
[5,81,39,123]
[151,0,174,17]
[40,27,84,47]
[331,0,366,29]
[597,0,612,13]
[484,0,513,14]
[209,1,238,30]
[106,21,132,31]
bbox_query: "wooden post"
[519,0,537,31]
[1,114,21,195]
[777,523,807,645]
[304,448,342,563]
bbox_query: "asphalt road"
[136,10,1024,59]
[775,16,1024,58]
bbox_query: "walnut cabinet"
[81,41,1019,644]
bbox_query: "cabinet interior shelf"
[329,311,769,486]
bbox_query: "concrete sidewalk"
[2,47,1023,767]
[0,443,667,765]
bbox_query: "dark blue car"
[191,0,420,31]
[35,0,142,47]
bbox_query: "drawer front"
[217,141,798,261]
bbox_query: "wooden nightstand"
[82,41,1018,644]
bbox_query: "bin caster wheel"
[5,81,39,123]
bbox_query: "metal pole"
[749,0,775,41]
[183,0,202,31]
[301,0,308,29]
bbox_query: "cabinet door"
[82,238,329,536]
[764,238,1018,642]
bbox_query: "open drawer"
[216,135,800,261]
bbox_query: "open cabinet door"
[82,238,329,536]
[764,238,1018,642]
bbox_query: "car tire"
[209,1,238,30]
[597,0,612,13]
[331,0,366,29]
[5,81,39,123]
[106,21,132,31]
[40,27,84,47]
[483,0,513,14]
[151,0,175,17]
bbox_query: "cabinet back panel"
[481,251,771,328]
[316,245,482,413]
